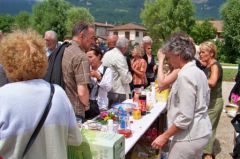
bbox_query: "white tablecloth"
[122,99,167,154]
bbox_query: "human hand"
[90,70,101,80]
[151,134,168,149]
[153,65,157,72]
[200,60,207,67]
[132,62,138,69]
[157,49,165,62]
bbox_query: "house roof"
[197,20,223,33]
[94,22,114,28]
[108,23,147,31]
[209,20,223,33]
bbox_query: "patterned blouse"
[131,58,147,85]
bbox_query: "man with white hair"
[44,30,61,57]
[102,37,132,108]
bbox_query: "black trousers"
[85,100,100,120]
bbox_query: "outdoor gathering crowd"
[0,21,223,159]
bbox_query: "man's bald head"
[107,34,118,49]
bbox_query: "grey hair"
[142,36,152,44]
[45,30,57,41]
[116,37,129,49]
[162,32,195,61]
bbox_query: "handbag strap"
[22,84,55,158]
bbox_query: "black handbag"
[231,114,240,159]
[22,84,55,158]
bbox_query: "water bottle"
[118,107,127,130]
[118,107,132,137]
[151,82,156,104]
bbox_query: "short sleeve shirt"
[62,40,90,117]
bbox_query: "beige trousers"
[168,135,210,159]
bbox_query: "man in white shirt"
[102,37,132,108]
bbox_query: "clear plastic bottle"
[107,119,115,133]
[150,82,156,104]
[118,107,132,137]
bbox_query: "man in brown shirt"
[62,22,95,119]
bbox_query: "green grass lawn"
[223,68,238,81]
[220,63,238,81]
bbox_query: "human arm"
[115,55,132,84]
[131,59,147,78]
[77,84,89,110]
[67,101,82,146]
[151,124,182,149]
[208,64,219,88]
[174,75,196,129]
[73,55,90,111]
[152,74,197,149]
[98,68,113,92]
[157,50,179,90]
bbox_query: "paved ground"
[214,81,235,159]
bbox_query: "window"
[125,31,130,39]
[113,31,118,36]
[136,31,139,37]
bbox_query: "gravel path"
[214,81,235,159]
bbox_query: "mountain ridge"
[0,0,226,23]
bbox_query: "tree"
[221,0,240,63]
[190,20,217,44]
[31,0,71,40]
[15,11,31,29]
[0,15,15,32]
[140,0,195,43]
[65,7,94,37]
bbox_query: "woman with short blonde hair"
[199,41,223,159]
[199,41,217,59]
[0,30,81,159]
[131,44,147,88]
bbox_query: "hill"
[0,0,226,23]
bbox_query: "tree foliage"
[31,0,71,40]
[221,0,240,63]
[65,7,94,37]
[0,15,15,32]
[190,20,217,44]
[140,0,195,43]
[15,11,31,29]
